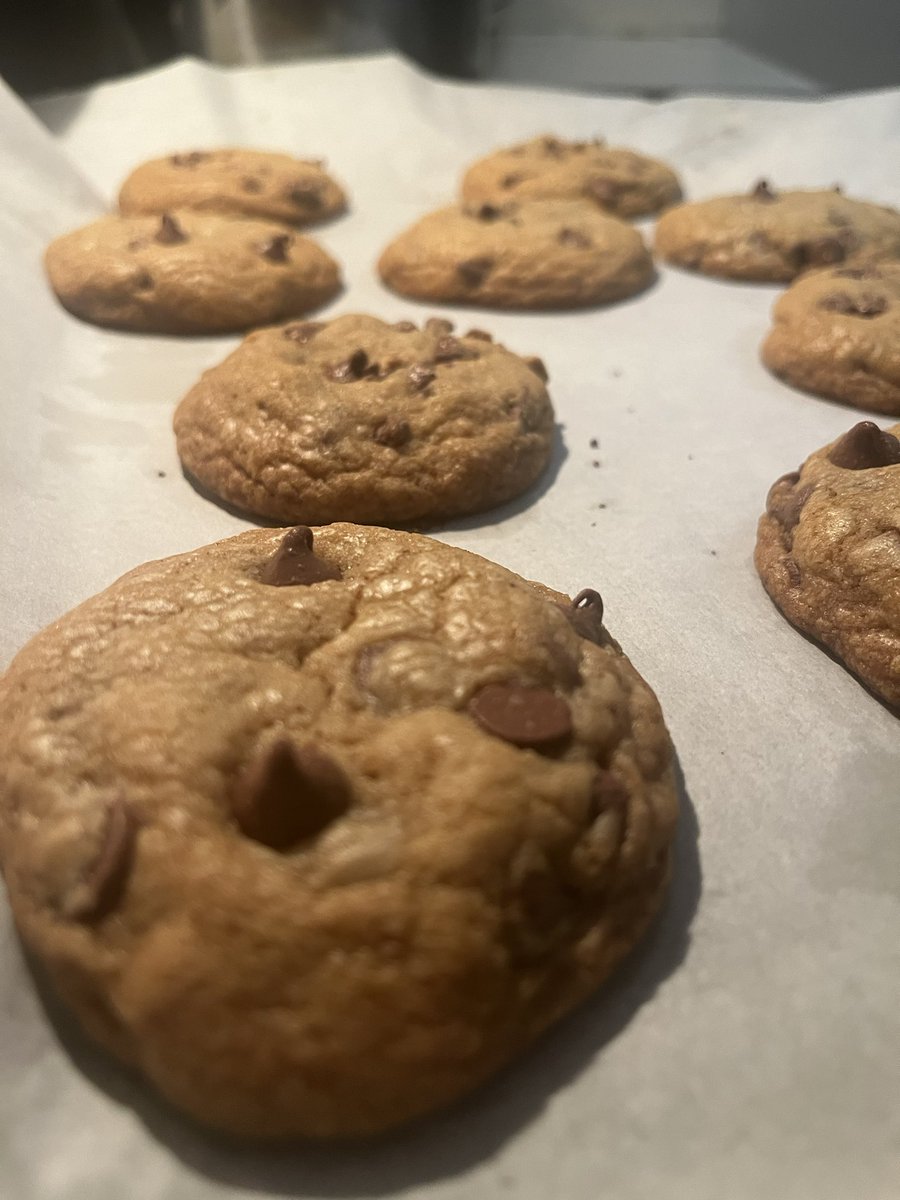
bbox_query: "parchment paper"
[1,53,898,1200]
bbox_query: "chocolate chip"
[63,799,138,921]
[524,356,548,382]
[819,291,888,318]
[407,363,436,392]
[257,233,292,263]
[259,526,342,586]
[373,417,412,449]
[476,204,504,221]
[558,227,592,248]
[393,320,417,331]
[425,317,454,335]
[541,137,566,158]
[751,179,777,201]
[286,182,323,210]
[232,739,351,850]
[766,481,813,532]
[134,271,153,290]
[795,235,851,269]
[827,421,900,470]
[465,328,493,341]
[171,151,208,168]
[468,683,572,749]
[241,176,263,193]
[283,320,325,343]
[327,349,371,381]
[457,256,494,287]
[588,769,629,820]
[434,336,477,363]
[155,212,187,245]
[585,177,618,206]
[501,173,524,189]
[566,588,605,645]
[784,558,802,587]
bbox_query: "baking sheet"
[2,52,899,1200]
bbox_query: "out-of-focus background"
[2,0,899,100]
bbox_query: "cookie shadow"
[26,755,700,1196]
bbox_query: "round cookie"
[461,134,682,219]
[0,523,678,1138]
[44,211,341,335]
[119,148,347,226]
[378,200,654,309]
[174,313,555,524]
[762,262,900,416]
[755,420,900,707]
[654,181,900,282]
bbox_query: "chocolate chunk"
[819,291,888,318]
[795,235,850,269]
[327,349,371,381]
[784,558,802,587]
[232,740,351,850]
[373,417,412,449]
[827,421,900,470]
[558,227,592,248]
[465,328,493,341]
[258,234,292,263]
[286,182,323,210]
[171,151,208,168]
[468,683,572,749]
[393,320,417,331]
[425,317,454,335]
[751,179,777,201]
[585,177,618,206]
[434,336,477,363]
[259,526,342,586]
[241,176,263,193]
[524,356,548,382]
[501,173,524,189]
[766,481,813,531]
[566,588,605,645]
[283,320,325,343]
[407,363,436,392]
[588,769,629,821]
[457,256,494,287]
[155,213,187,245]
[64,799,138,921]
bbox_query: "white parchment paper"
[1,53,899,1200]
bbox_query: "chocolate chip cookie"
[118,148,347,226]
[655,182,900,282]
[174,313,554,524]
[755,420,900,706]
[762,262,900,415]
[44,211,341,334]
[461,134,682,219]
[378,201,654,309]
[0,524,678,1138]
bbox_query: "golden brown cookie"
[461,134,682,219]
[44,211,341,334]
[762,262,900,415]
[378,200,654,309]
[0,524,678,1138]
[174,313,554,524]
[118,148,347,226]
[655,181,900,282]
[755,420,900,706]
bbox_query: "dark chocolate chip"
[585,177,618,206]
[425,317,454,335]
[407,363,436,392]
[827,421,900,470]
[457,256,494,286]
[558,227,592,248]
[784,558,802,587]
[566,588,605,645]
[751,179,777,201]
[468,683,572,749]
[259,526,342,586]
[64,799,138,921]
[232,739,351,850]
[283,320,325,343]
[434,336,478,363]
[155,213,187,245]
[258,233,292,263]
[286,182,323,210]
[393,320,417,331]
[819,291,888,318]
[327,349,371,381]
[465,328,493,341]
[373,417,412,449]
[241,176,263,193]
[170,151,208,168]
[501,173,524,189]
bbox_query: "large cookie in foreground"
[0,524,678,1138]
[44,211,341,334]
[119,148,347,226]
[755,420,900,707]
[174,313,554,524]
[762,262,900,416]
[378,200,654,309]
[461,134,682,219]
[655,182,900,282]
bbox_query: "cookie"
[378,200,654,309]
[174,313,555,524]
[44,211,341,334]
[461,134,682,219]
[762,262,900,416]
[755,420,900,706]
[654,182,900,282]
[119,148,347,226]
[0,523,678,1138]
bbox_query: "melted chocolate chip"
[585,177,618,206]
[827,422,900,470]
[751,179,777,201]
[425,317,454,335]
[232,740,351,850]
[283,320,324,343]
[258,233,292,263]
[286,182,323,210]
[327,349,371,381]
[373,417,412,448]
[524,356,548,382]
[465,328,493,341]
[566,588,605,645]
[155,213,187,245]
[393,320,417,331]
[407,363,436,392]
[558,227,592,248]
[434,336,477,363]
[819,291,888,318]
[64,799,138,921]
[171,151,208,168]
[795,234,852,269]
[241,176,263,193]
[259,526,342,586]
[457,256,494,286]
[468,683,572,749]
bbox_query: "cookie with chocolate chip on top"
[174,312,555,523]
[0,523,677,1138]
[654,181,900,282]
[461,134,682,219]
[119,148,347,226]
[755,420,900,706]
[378,200,654,309]
[762,261,900,415]
[44,210,341,334]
